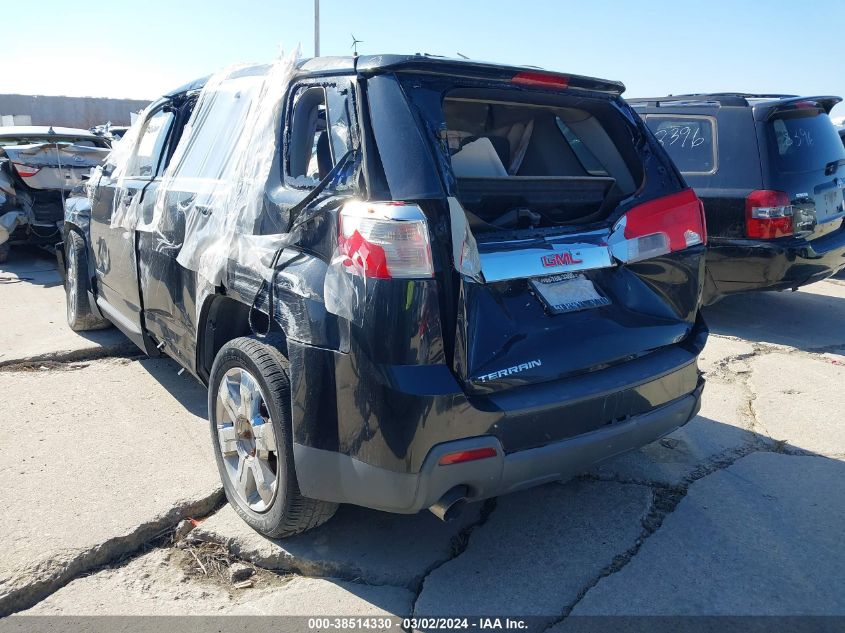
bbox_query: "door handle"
[177,194,196,211]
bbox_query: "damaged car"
[0,126,110,262]
[61,55,708,537]
[630,94,845,303]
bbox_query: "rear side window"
[767,112,845,174]
[556,119,608,175]
[645,115,716,174]
[286,82,356,188]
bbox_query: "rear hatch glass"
[765,110,845,237]
[381,78,702,394]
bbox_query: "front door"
[89,106,175,345]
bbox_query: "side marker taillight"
[438,447,498,466]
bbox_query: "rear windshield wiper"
[824,158,845,176]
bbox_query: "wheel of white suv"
[208,336,338,538]
[64,231,111,331]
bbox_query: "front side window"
[126,109,174,178]
[645,115,716,174]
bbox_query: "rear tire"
[208,336,338,538]
[64,231,110,331]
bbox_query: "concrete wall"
[0,94,151,129]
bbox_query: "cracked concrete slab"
[0,357,222,616]
[0,250,133,367]
[414,480,651,627]
[190,501,483,589]
[19,548,412,620]
[594,381,761,487]
[749,352,845,457]
[560,453,845,617]
[696,335,755,378]
[704,279,845,351]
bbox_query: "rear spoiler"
[753,96,842,121]
[355,55,626,95]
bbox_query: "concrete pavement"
[1,241,844,621]
[0,356,222,616]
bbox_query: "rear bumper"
[294,380,703,513]
[704,224,845,303]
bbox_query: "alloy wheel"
[215,367,279,512]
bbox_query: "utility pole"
[314,0,320,57]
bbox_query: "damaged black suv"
[61,55,708,537]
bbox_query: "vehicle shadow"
[703,282,845,351]
[136,355,209,419]
[0,245,61,289]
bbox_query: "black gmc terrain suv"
[61,55,707,537]
[630,93,845,303]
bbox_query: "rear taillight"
[12,162,41,178]
[610,189,706,263]
[338,201,434,279]
[745,190,793,239]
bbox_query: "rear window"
[767,111,845,174]
[424,88,645,230]
[645,115,716,174]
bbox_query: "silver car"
[0,126,110,261]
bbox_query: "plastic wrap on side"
[324,249,369,327]
[447,196,482,282]
[148,53,298,288]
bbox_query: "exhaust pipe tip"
[429,485,468,522]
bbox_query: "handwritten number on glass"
[654,125,706,150]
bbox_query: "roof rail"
[627,93,800,108]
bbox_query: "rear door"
[136,97,200,370]
[89,106,175,341]
[758,106,845,240]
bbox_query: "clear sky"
[4,0,844,118]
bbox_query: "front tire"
[208,336,337,538]
[64,231,110,331]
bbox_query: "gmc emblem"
[541,251,583,268]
